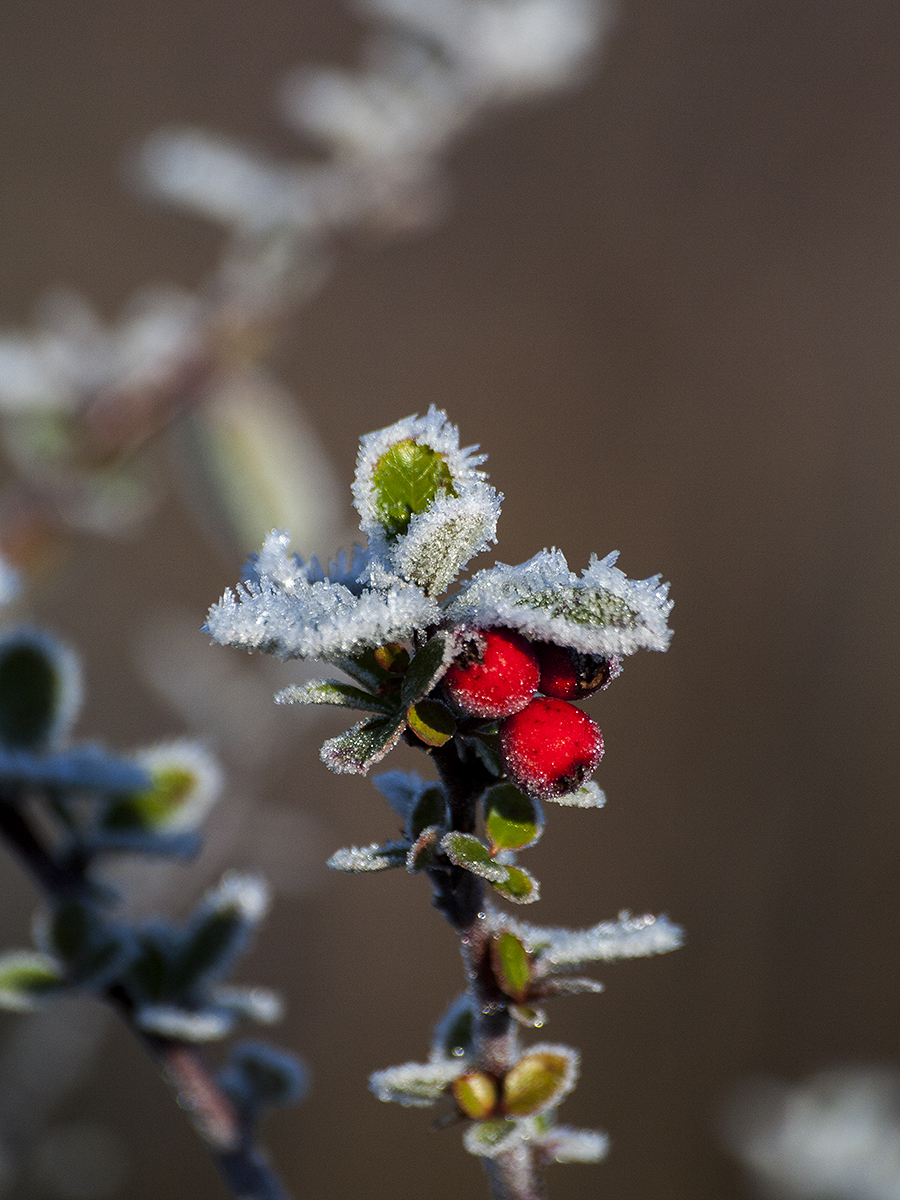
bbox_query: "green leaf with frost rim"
[371,440,459,541]
[401,631,455,705]
[463,1118,525,1158]
[441,834,540,903]
[491,866,540,905]
[491,931,532,1002]
[502,1046,579,1118]
[320,711,407,775]
[275,679,394,714]
[406,699,456,746]
[484,784,543,852]
[0,951,65,1010]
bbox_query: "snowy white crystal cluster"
[727,1067,900,1200]
[206,408,680,1180]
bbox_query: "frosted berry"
[534,642,620,700]
[443,628,540,719]
[499,697,603,799]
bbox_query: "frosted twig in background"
[725,1066,900,1200]
[0,0,614,568]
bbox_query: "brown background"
[2,1,900,1197]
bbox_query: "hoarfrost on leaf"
[352,408,500,590]
[369,1056,465,1106]
[205,530,439,661]
[446,548,672,657]
[541,1125,610,1164]
[509,911,684,969]
[327,842,409,872]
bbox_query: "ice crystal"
[506,911,684,968]
[205,531,439,661]
[369,1056,465,1106]
[446,548,673,656]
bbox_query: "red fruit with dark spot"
[443,628,540,719]
[534,642,620,700]
[499,697,603,799]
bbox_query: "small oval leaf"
[490,865,540,905]
[406,698,456,746]
[502,1048,578,1118]
[491,931,532,1003]
[484,783,543,853]
[452,1071,500,1121]
[371,440,458,541]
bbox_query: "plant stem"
[429,742,547,1200]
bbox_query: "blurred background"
[2,1,900,1197]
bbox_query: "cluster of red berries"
[442,628,613,799]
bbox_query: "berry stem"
[429,743,546,1200]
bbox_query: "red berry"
[534,643,620,700]
[499,697,603,799]
[443,628,540,719]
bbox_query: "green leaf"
[490,866,540,905]
[491,931,532,1003]
[515,585,637,632]
[0,951,65,1010]
[452,1072,500,1120]
[406,699,456,746]
[401,632,454,705]
[328,843,409,872]
[502,1049,577,1118]
[320,712,407,775]
[373,642,410,673]
[275,679,394,714]
[0,632,79,751]
[371,440,458,540]
[441,832,508,884]
[484,784,543,853]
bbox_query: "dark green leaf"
[320,712,407,775]
[401,632,453,705]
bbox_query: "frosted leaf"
[464,1116,533,1158]
[211,985,284,1025]
[462,0,613,101]
[509,911,684,969]
[0,628,83,751]
[389,489,501,594]
[134,128,325,233]
[320,711,408,774]
[203,872,271,925]
[135,1004,234,1042]
[205,531,439,661]
[0,745,149,793]
[327,842,409,871]
[446,548,672,657]
[370,1057,463,1106]
[0,287,203,414]
[352,409,498,571]
[540,1125,610,1164]
[0,951,66,1011]
[503,1044,579,1118]
[546,780,605,808]
[284,65,460,163]
[129,740,223,832]
[275,679,393,714]
[249,532,370,596]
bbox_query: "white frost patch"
[446,548,672,656]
